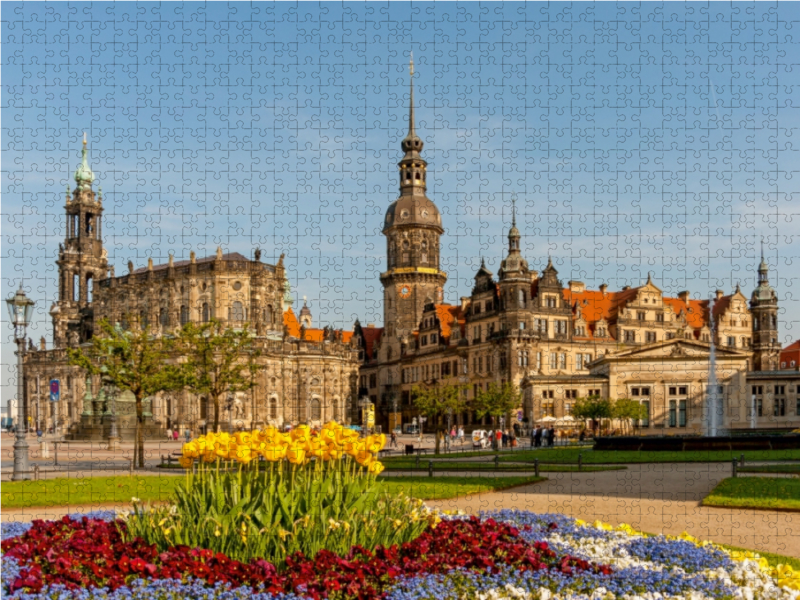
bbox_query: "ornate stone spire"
[74,132,95,190]
[401,52,423,158]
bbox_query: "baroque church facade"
[22,137,361,437]
[354,63,799,436]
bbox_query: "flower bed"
[2,510,799,599]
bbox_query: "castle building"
[22,138,360,437]
[354,64,800,436]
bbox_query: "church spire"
[74,132,95,190]
[507,194,520,252]
[401,52,424,159]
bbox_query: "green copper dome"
[74,134,94,189]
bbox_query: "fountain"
[706,295,721,437]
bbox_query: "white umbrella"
[539,416,557,423]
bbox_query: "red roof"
[562,287,710,336]
[282,308,352,343]
[360,326,383,360]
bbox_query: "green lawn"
[702,477,800,510]
[739,464,800,475]
[1,474,545,508]
[383,461,625,473]
[384,447,800,465]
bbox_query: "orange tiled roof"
[282,308,353,343]
[361,326,383,360]
[563,287,710,334]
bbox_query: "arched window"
[421,240,428,264]
[265,305,274,325]
[389,241,397,268]
[73,274,80,302]
[231,301,244,321]
[159,307,168,328]
[772,315,777,328]
[269,397,278,419]
[86,274,93,302]
[332,397,340,421]
[179,305,189,326]
[310,398,321,420]
[202,303,210,322]
[518,289,526,307]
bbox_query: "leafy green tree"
[612,398,648,435]
[411,382,468,455]
[473,382,522,427]
[176,319,261,432]
[67,317,184,468]
[571,396,613,436]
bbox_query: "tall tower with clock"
[380,55,447,356]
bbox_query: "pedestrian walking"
[549,427,556,447]
[185,429,191,442]
[167,427,172,441]
[457,426,464,444]
[390,431,398,448]
[541,427,548,447]
[534,427,542,448]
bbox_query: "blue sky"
[3,2,800,407]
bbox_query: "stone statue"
[128,260,134,274]
[300,324,306,340]
[28,338,35,351]
[322,325,331,340]
[283,323,290,340]
[109,266,115,278]
[68,330,80,347]
[59,242,64,254]
[254,248,261,262]
[40,337,46,351]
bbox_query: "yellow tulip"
[234,431,252,446]
[368,461,384,475]
[366,434,387,452]
[263,445,287,462]
[178,455,194,469]
[291,425,311,442]
[182,441,200,459]
[355,449,373,466]
[286,445,307,464]
[234,446,253,464]
[202,451,216,463]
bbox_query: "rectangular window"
[624,330,636,343]
[519,321,526,331]
[669,400,677,427]
[756,398,763,417]
[656,313,665,322]
[776,385,786,395]
[727,336,736,347]
[678,400,686,426]
[555,320,567,335]
[542,402,555,417]
[774,398,786,417]
[559,353,567,369]
[536,352,542,370]
[370,374,377,388]
[646,331,656,343]
[642,387,650,396]
[637,311,646,321]
[576,354,584,370]
[631,388,640,397]
[550,353,557,369]
[478,356,483,373]
[536,319,547,333]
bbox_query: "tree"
[411,381,467,455]
[176,319,261,433]
[473,382,521,427]
[67,317,184,468]
[571,396,613,436]
[612,398,648,435]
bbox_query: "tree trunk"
[135,397,145,468]
[213,393,220,432]
[435,427,442,455]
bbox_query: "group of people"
[530,425,556,448]
[166,428,192,442]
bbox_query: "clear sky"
[3,2,799,407]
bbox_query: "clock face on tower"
[398,284,412,299]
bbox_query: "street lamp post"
[7,285,35,481]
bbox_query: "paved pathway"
[425,462,800,559]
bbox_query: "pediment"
[610,339,743,360]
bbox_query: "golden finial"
[83,131,87,146]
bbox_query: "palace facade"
[22,138,360,437]
[354,63,800,435]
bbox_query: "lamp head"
[6,285,34,331]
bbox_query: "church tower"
[51,134,108,347]
[497,198,531,329]
[380,55,446,352]
[750,242,780,370]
